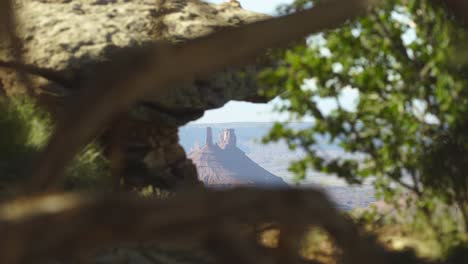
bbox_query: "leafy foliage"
[353,193,465,258]
[260,0,468,252]
[61,143,111,191]
[0,96,111,193]
[0,96,50,184]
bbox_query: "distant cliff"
[187,127,288,188]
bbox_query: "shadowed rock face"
[188,127,288,188]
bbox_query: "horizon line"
[186,121,314,125]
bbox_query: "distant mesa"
[188,127,289,188]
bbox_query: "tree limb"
[28,0,375,192]
[0,188,389,264]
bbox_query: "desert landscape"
[180,122,376,211]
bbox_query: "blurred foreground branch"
[0,188,389,264]
[28,0,375,192]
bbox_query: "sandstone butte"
[188,127,289,188]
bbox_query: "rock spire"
[188,127,289,188]
[205,127,213,146]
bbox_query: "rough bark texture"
[0,0,270,190]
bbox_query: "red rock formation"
[218,128,237,149]
[188,127,288,188]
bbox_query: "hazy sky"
[195,0,356,123]
[205,0,292,14]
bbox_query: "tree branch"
[0,188,390,264]
[0,60,72,89]
[28,0,375,192]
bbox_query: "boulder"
[1,0,269,124]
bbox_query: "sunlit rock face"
[217,128,237,150]
[0,0,269,116]
[0,0,270,125]
[188,127,289,188]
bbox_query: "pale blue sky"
[195,0,357,123]
[205,0,292,14]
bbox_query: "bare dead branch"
[0,188,389,264]
[29,0,376,192]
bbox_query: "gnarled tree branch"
[0,188,389,264]
[28,0,375,192]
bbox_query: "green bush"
[261,0,468,257]
[0,96,49,183]
[0,96,111,192]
